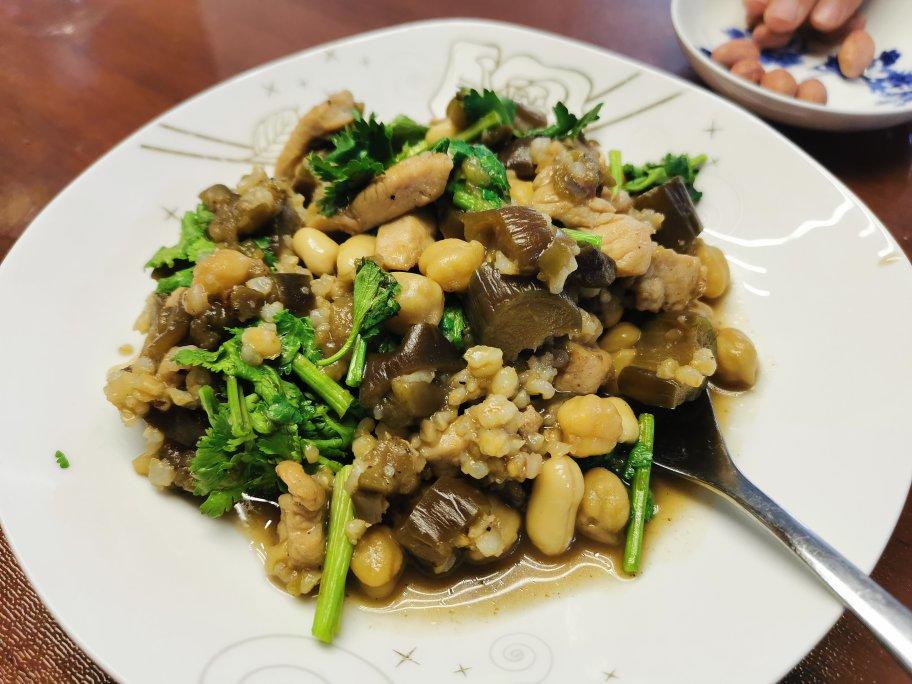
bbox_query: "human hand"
[744,0,864,46]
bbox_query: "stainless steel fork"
[650,391,912,673]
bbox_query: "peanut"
[760,68,798,97]
[711,39,760,68]
[730,58,765,84]
[796,79,828,104]
[838,29,875,79]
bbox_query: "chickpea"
[694,239,730,299]
[606,397,639,443]
[336,234,377,282]
[350,525,404,599]
[714,327,759,389]
[292,227,339,276]
[193,249,255,295]
[599,322,641,353]
[576,468,630,545]
[418,238,485,292]
[387,272,444,334]
[526,455,585,556]
[557,394,622,457]
[375,212,436,271]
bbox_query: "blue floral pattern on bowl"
[705,27,912,106]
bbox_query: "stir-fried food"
[105,88,759,642]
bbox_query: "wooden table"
[1,0,909,681]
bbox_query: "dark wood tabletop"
[1,0,910,681]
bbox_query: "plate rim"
[1,16,910,682]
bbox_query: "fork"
[650,391,912,673]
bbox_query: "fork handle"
[721,472,912,673]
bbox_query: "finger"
[813,12,866,44]
[810,0,864,32]
[752,23,795,50]
[744,0,769,27]
[764,0,816,33]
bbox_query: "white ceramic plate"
[1,19,911,684]
[673,0,912,130]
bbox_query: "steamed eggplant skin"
[466,263,582,361]
[617,311,716,409]
[360,323,464,409]
[394,476,488,569]
[462,206,554,275]
[569,246,616,289]
[632,177,703,254]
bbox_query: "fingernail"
[767,2,799,27]
[812,3,842,29]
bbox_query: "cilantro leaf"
[387,115,428,150]
[524,102,602,139]
[309,113,396,216]
[274,309,322,368]
[155,267,194,295]
[54,450,70,469]
[252,236,278,270]
[431,138,510,212]
[319,259,400,367]
[461,88,517,126]
[146,204,215,269]
[440,301,469,350]
[622,153,707,202]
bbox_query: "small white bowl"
[672,0,912,130]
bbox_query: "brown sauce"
[236,477,699,619]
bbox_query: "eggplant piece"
[360,324,465,409]
[616,311,716,409]
[142,302,192,364]
[199,184,237,213]
[498,138,535,180]
[226,285,267,322]
[273,196,304,236]
[352,490,389,525]
[632,177,703,254]
[189,300,233,350]
[436,200,466,240]
[465,264,582,361]
[144,406,209,448]
[514,102,548,131]
[570,246,616,288]
[462,206,555,275]
[394,476,488,569]
[156,441,197,493]
[552,146,601,200]
[272,272,314,316]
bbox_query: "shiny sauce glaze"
[237,476,694,618]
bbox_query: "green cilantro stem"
[562,228,602,249]
[311,465,355,643]
[690,154,708,171]
[623,413,655,575]
[609,149,624,196]
[198,385,218,425]
[397,109,502,161]
[226,376,252,439]
[291,355,354,417]
[624,167,667,193]
[344,335,368,388]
